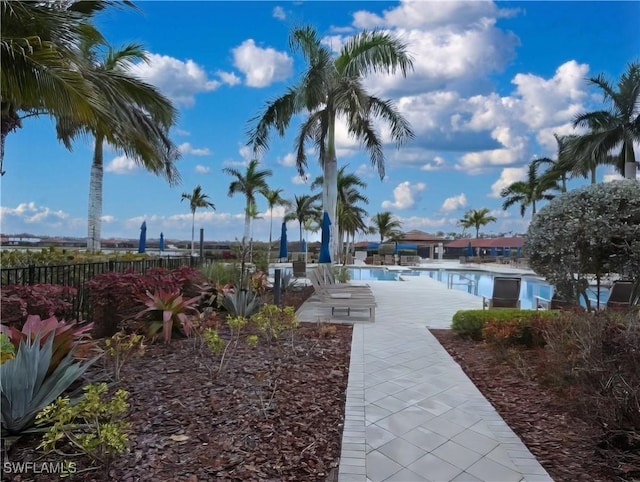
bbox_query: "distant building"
[444,236,525,259]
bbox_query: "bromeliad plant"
[136,290,200,343]
[0,315,96,375]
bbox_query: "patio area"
[296,274,553,482]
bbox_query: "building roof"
[444,236,525,249]
[398,230,448,243]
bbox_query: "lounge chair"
[310,268,372,296]
[309,269,376,320]
[606,280,634,310]
[484,276,521,309]
[317,264,370,288]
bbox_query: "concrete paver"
[296,265,554,482]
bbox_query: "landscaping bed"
[5,287,353,482]
[431,328,617,482]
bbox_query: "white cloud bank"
[382,181,426,209]
[232,40,293,87]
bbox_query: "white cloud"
[129,53,220,107]
[194,165,211,174]
[175,128,190,136]
[216,70,242,86]
[421,156,446,171]
[272,6,286,20]
[291,175,308,185]
[489,166,528,198]
[381,181,426,209]
[232,39,293,87]
[0,202,83,234]
[278,153,297,167]
[178,142,211,156]
[441,193,467,212]
[101,215,116,223]
[106,155,138,174]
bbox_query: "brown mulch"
[4,287,352,482]
[431,329,617,482]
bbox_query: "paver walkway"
[297,274,553,482]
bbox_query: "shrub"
[526,180,640,307]
[452,309,558,341]
[222,289,262,318]
[135,290,200,344]
[36,383,130,463]
[104,332,145,382]
[251,304,299,345]
[0,333,15,364]
[0,284,77,326]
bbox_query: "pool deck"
[296,262,553,482]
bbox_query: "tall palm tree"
[0,0,137,176]
[264,188,290,261]
[223,159,272,246]
[181,185,215,256]
[501,160,559,219]
[249,25,414,261]
[537,133,574,193]
[55,39,180,253]
[570,61,640,179]
[459,208,497,238]
[285,194,321,247]
[338,200,369,263]
[371,212,402,243]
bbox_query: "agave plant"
[222,289,262,318]
[0,334,98,436]
[136,290,200,343]
[0,315,96,375]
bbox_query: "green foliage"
[246,335,259,349]
[222,289,262,318]
[526,180,640,305]
[333,266,350,283]
[202,328,226,355]
[0,333,15,364]
[199,261,238,286]
[0,315,96,376]
[0,334,98,435]
[251,304,298,345]
[451,309,558,341]
[36,383,130,463]
[104,332,145,382]
[136,290,200,343]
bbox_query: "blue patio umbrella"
[301,239,307,253]
[278,221,288,260]
[319,211,332,263]
[466,241,473,257]
[490,247,497,257]
[138,221,147,253]
[516,247,521,257]
[504,247,511,258]
[159,232,165,252]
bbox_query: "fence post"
[274,268,281,306]
[108,260,115,272]
[28,264,35,285]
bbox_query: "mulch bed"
[4,287,352,482]
[431,329,617,482]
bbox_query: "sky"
[1,0,639,244]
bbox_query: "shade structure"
[319,211,332,263]
[466,241,473,257]
[278,221,288,260]
[159,232,165,252]
[138,221,147,253]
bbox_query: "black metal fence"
[1,256,198,321]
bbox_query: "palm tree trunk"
[87,134,104,253]
[561,174,567,193]
[532,200,537,217]
[242,201,251,246]
[623,140,637,179]
[268,211,274,264]
[191,211,196,256]
[324,113,339,263]
[591,166,597,184]
[299,222,303,247]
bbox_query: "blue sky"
[2,1,638,243]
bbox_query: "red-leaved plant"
[136,290,200,343]
[0,315,96,375]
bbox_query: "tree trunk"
[87,134,104,253]
[191,211,196,256]
[324,112,338,262]
[268,211,273,264]
[242,201,251,247]
[591,166,597,184]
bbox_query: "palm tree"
[500,160,559,219]
[371,212,402,243]
[338,200,369,263]
[459,208,497,238]
[0,1,138,176]
[264,188,290,262]
[181,185,215,256]
[285,194,321,247]
[570,61,640,179]
[56,40,180,253]
[249,25,414,261]
[223,159,272,246]
[537,133,573,193]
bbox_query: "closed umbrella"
[138,221,147,253]
[466,241,473,257]
[319,211,332,264]
[301,239,307,253]
[159,232,165,252]
[278,221,288,260]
